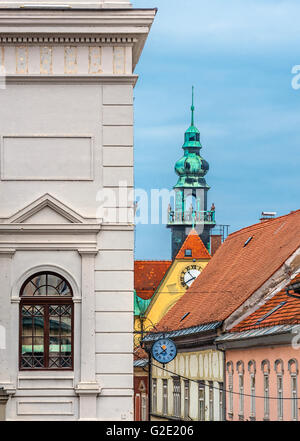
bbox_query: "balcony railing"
[167,210,216,225]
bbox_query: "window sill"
[18,371,74,378]
[151,413,185,421]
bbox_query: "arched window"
[248,360,256,420]
[20,272,73,370]
[275,359,284,421]
[288,359,299,421]
[226,361,234,418]
[236,361,244,420]
[261,359,270,420]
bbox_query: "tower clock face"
[180,265,201,288]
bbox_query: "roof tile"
[134,260,171,300]
[175,229,211,260]
[156,210,300,332]
[231,274,300,331]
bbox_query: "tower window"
[185,249,192,257]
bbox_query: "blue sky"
[132,0,300,260]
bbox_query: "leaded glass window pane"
[20,272,73,370]
[21,305,45,368]
[22,272,72,297]
[48,304,72,368]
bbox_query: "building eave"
[0,7,157,70]
[142,321,223,350]
[215,324,299,350]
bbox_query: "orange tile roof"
[175,229,211,260]
[231,274,300,332]
[134,346,148,361]
[156,210,300,332]
[134,260,172,300]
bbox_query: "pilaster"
[75,249,100,421]
[0,249,16,400]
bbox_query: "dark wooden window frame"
[19,271,74,371]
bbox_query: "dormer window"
[185,249,192,257]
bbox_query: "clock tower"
[167,88,216,258]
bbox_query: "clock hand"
[185,276,196,284]
[158,345,168,355]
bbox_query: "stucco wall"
[0,5,155,420]
[226,345,300,421]
[152,349,224,421]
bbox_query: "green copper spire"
[174,87,209,188]
[167,87,216,259]
[191,85,195,126]
[182,87,201,149]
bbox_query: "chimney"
[210,235,222,256]
[260,211,276,223]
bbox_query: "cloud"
[134,0,300,55]
[131,0,300,259]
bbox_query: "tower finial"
[191,85,195,126]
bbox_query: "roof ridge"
[135,260,172,262]
[226,209,300,239]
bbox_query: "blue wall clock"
[151,338,177,364]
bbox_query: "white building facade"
[0,0,155,420]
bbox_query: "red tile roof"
[134,346,148,361]
[175,229,211,260]
[231,274,300,332]
[134,260,172,300]
[156,210,300,332]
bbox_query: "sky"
[132,0,300,260]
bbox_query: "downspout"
[144,347,152,422]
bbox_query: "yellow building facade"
[134,231,211,347]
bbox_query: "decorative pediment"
[7,194,86,224]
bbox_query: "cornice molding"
[0,248,16,256]
[6,74,138,85]
[75,381,101,396]
[78,248,98,256]
[0,35,138,44]
[0,8,156,69]
[0,224,101,233]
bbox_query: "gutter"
[216,329,296,350]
